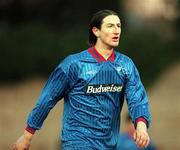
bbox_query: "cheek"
[119,29,122,34]
[101,28,111,35]
[101,34,111,43]
[101,31,112,40]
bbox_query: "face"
[93,15,121,48]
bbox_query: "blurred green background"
[0,0,180,150]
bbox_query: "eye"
[117,24,121,28]
[107,25,113,27]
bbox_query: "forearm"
[23,130,34,141]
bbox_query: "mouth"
[112,36,119,41]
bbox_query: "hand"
[12,130,33,150]
[133,121,150,148]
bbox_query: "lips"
[112,36,119,41]
[113,36,119,39]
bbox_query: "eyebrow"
[106,23,121,26]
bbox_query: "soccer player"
[13,9,151,150]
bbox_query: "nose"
[114,26,121,35]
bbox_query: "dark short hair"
[88,9,119,46]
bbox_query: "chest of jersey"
[75,61,125,94]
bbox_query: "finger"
[139,138,147,148]
[139,134,150,148]
[142,133,150,148]
[136,133,144,147]
[139,138,146,147]
[135,131,141,144]
[145,136,150,147]
[133,132,137,141]
[141,132,148,146]
[12,144,16,150]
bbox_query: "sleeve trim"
[25,125,36,134]
[135,117,148,127]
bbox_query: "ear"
[92,27,100,37]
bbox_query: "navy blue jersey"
[27,47,151,150]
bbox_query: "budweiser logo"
[85,84,123,94]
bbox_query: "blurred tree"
[0,0,121,82]
[0,0,120,26]
[0,0,179,86]
[8,0,24,25]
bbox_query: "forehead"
[102,15,120,25]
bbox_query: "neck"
[94,44,113,60]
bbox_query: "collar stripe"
[88,47,115,62]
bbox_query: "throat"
[103,53,111,60]
[94,46,113,60]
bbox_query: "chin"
[111,43,119,48]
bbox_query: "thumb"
[12,144,17,150]
[133,131,137,141]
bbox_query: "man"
[117,114,156,150]
[13,9,151,150]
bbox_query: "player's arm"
[12,56,74,150]
[12,65,69,150]
[124,59,151,148]
[26,65,70,131]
